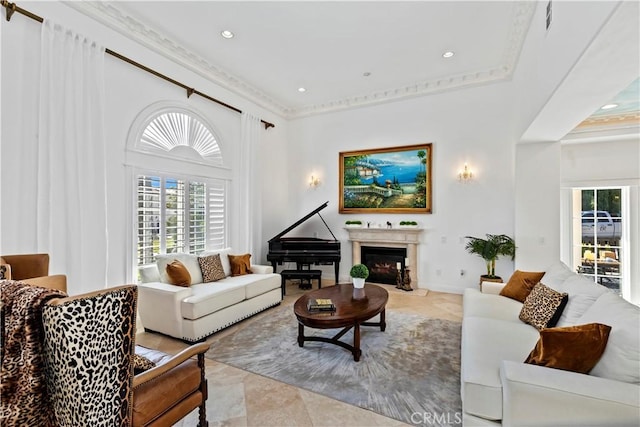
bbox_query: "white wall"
[514,142,561,271]
[0,2,288,292]
[286,82,518,293]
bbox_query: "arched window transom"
[138,111,223,166]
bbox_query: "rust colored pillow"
[228,254,252,277]
[165,260,191,287]
[525,323,612,374]
[500,270,546,302]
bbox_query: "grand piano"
[267,201,341,284]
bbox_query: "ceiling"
[67,1,638,128]
[68,1,536,119]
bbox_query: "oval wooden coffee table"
[293,283,388,361]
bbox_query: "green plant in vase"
[464,234,515,280]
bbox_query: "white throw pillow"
[578,291,640,384]
[540,261,574,288]
[156,253,203,285]
[200,248,232,277]
[551,274,608,327]
[138,264,160,283]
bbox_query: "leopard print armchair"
[42,286,137,427]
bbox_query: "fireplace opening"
[361,246,407,285]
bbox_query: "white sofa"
[137,248,281,342]
[461,262,640,426]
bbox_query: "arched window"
[140,111,223,165]
[129,103,228,271]
[131,104,224,166]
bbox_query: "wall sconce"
[309,175,320,188]
[458,164,473,182]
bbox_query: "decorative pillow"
[0,264,11,280]
[499,270,545,302]
[165,260,191,287]
[549,274,607,327]
[519,282,568,330]
[156,253,203,284]
[578,291,640,384]
[200,248,232,277]
[198,254,226,282]
[539,261,574,288]
[525,323,611,374]
[228,254,252,277]
[133,353,156,375]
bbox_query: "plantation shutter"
[137,175,161,266]
[189,182,207,254]
[207,180,226,250]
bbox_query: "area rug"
[206,306,462,427]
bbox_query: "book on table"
[307,298,336,312]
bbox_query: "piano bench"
[280,269,322,297]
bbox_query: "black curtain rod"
[1,0,275,130]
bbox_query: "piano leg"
[271,261,278,274]
[334,262,340,285]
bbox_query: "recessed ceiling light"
[363,72,371,77]
[220,30,234,39]
[442,51,455,58]
[600,103,618,110]
[298,87,306,93]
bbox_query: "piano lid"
[268,201,337,242]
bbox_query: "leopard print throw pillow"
[133,353,156,375]
[198,254,226,282]
[519,282,568,330]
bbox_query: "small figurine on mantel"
[386,221,392,229]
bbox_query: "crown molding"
[64,1,536,119]
[63,1,290,116]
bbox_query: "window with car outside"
[572,188,624,295]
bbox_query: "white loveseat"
[137,248,281,342]
[461,262,640,426]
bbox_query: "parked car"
[581,210,622,242]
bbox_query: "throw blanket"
[1,280,66,427]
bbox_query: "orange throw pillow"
[525,323,611,374]
[165,260,191,287]
[500,270,545,302]
[228,254,252,277]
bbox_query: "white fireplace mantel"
[344,227,424,285]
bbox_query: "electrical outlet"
[441,236,447,244]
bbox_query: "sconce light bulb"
[459,164,473,182]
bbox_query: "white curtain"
[37,20,108,293]
[236,112,262,258]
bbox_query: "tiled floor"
[136,281,463,426]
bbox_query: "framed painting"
[339,143,432,214]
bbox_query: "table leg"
[353,323,362,361]
[298,323,305,347]
[380,309,386,332]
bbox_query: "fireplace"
[361,246,407,285]
[345,227,423,286]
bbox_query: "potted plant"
[345,220,363,228]
[350,263,369,288]
[399,220,418,228]
[464,234,516,283]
